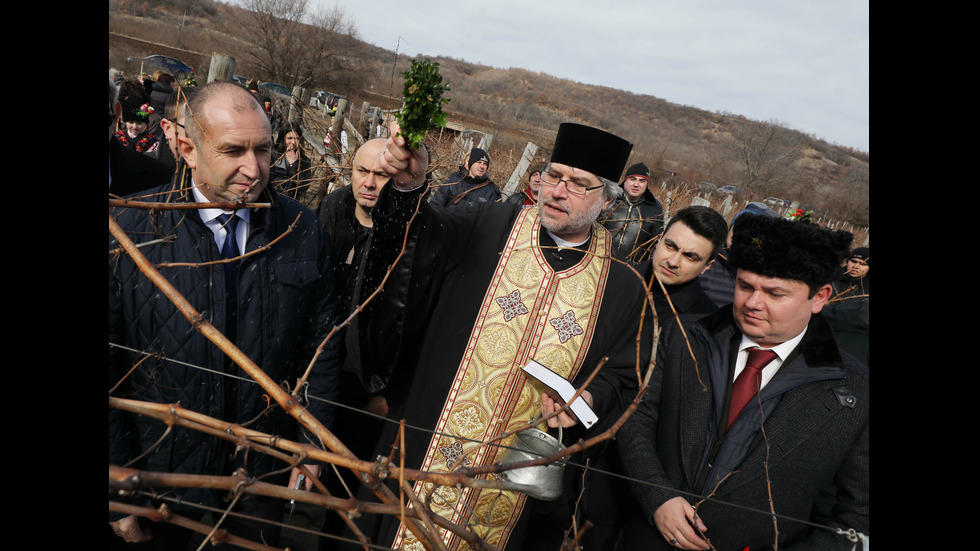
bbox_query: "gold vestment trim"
[394,209,612,550]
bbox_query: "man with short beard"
[344,122,652,550]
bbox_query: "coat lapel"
[724,375,842,495]
[709,315,848,495]
[679,313,734,488]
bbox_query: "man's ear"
[177,134,197,169]
[700,259,716,275]
[160,119,175,140]
[810,283,834,314]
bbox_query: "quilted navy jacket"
[109,166,341,511]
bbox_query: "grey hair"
[599,176,622,203]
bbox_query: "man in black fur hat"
[341,122,651,550]
[616,214,869,550]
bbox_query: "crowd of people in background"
[109,71,868,551]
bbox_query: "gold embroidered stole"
[393,208,611,550]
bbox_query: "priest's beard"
[538,195,603,240]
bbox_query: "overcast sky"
[315,0,869,152]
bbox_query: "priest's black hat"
[729,214,853,290]
[549,123,632,183]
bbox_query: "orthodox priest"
[343,122,652,550]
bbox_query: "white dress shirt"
[192,184,250,256]
[732,328,807,391]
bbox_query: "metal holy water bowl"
[498,428,567,501]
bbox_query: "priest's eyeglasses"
[539,171,603,196]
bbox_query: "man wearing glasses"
[345,122,652,550]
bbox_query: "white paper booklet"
[521,360,599,429]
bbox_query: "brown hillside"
[108,0,868,229]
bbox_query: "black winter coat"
[824,274,870,366]
[148,80,173,115]
[109,165,341,514]
[504,188,536,208]
[109,137,174,197]
[429,170,501,208]
[599,187,664,262]
[317,185,372,316]
[618,307,869,550]
[270,153,313,199]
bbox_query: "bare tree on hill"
[231,0,358,89]
[724,117,804,193]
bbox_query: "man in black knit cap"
[429,146,502,208]
[600,161,665,262]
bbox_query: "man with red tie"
[617,213,869,550]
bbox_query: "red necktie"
[727,348,778,430]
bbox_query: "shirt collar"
[738,327,807,363]
[191,182,251,226]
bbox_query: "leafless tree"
[822,165,870,226]
[723,117,804,193]
[231,0,358,89]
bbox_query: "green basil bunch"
[395,59,451,150]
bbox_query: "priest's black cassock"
[335,176,652,550]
